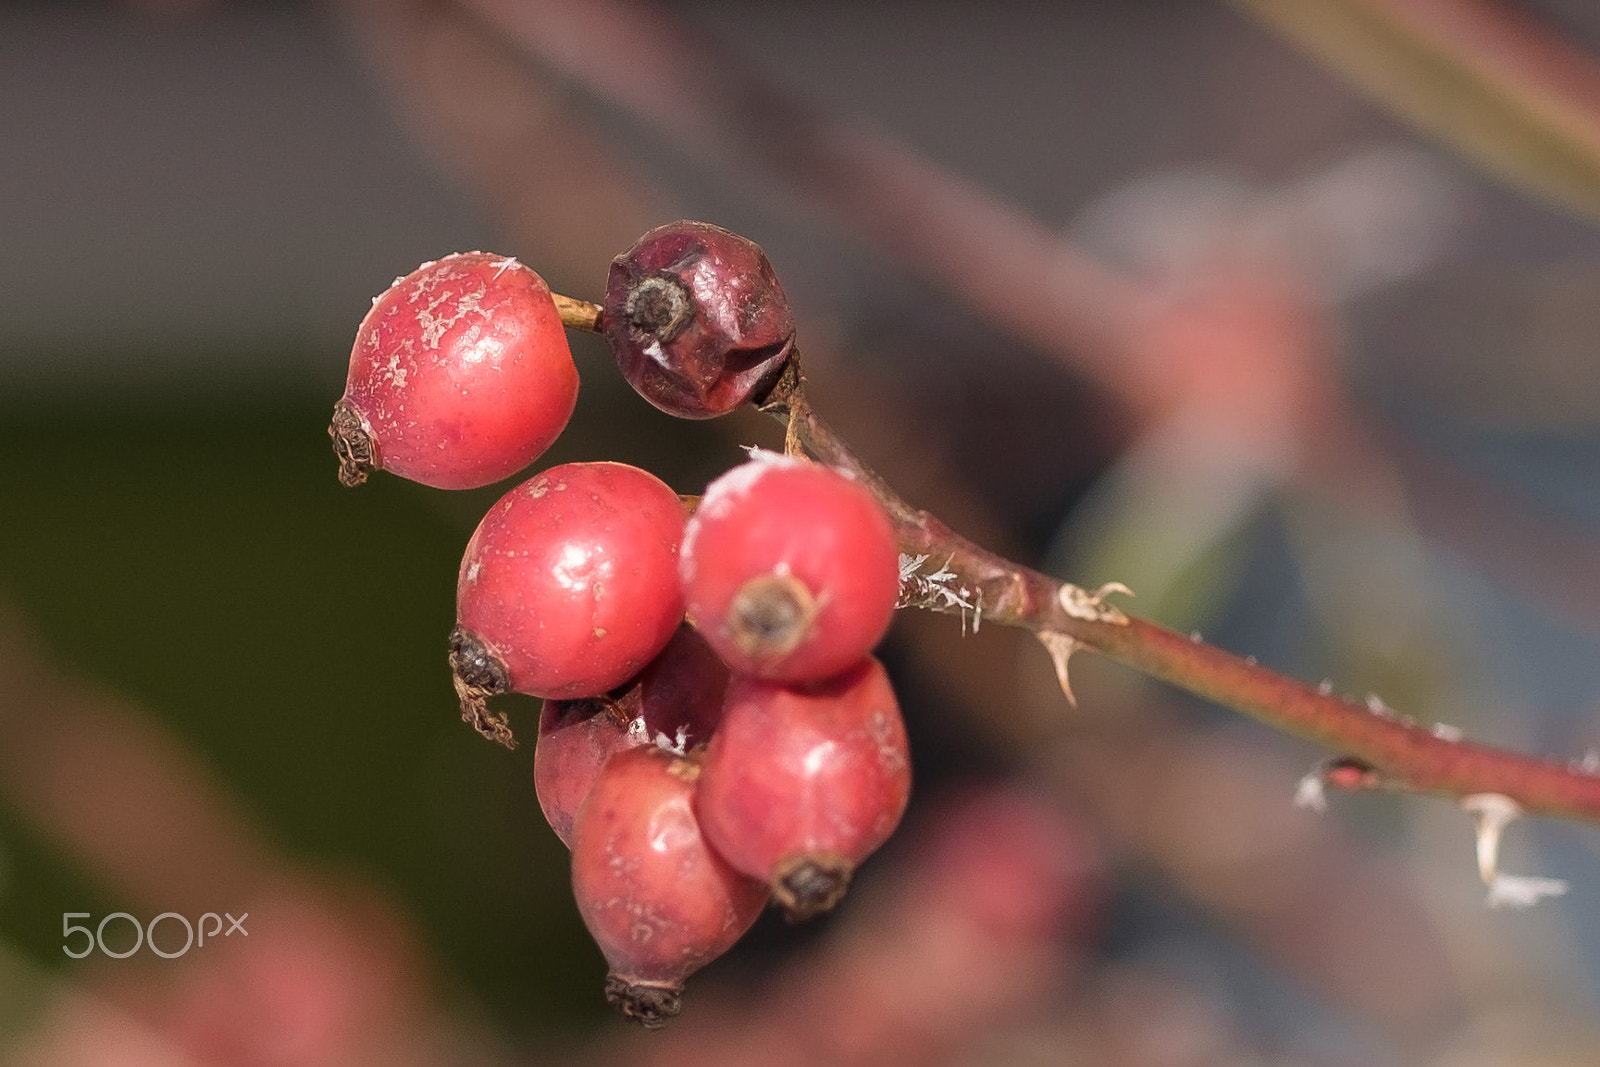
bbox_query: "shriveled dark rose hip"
[603,220,796,419]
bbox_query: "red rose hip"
[332,252,579,490]
[534,624,730,846]
[452,462,687,746]
[681,453,900,682]
[695,657,911,920]
[604,220,795,418]
[571,746,769,1028]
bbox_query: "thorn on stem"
[1037,630,1082,706]
[1461,793,1568,908]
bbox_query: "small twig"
[553,293,603,332]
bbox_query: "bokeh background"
[5,1,1600,1064]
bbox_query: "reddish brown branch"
[760,355,1600,825]
[551,297,1600,824]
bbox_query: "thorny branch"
[570,295,1600,838]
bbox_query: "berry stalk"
[552,291,1600,825]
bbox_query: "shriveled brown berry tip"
[328,398,377,487]
[448,626,516,748]
[727,572,817,663]
[774,852,853,922]
[604,974,684,1029]
[624,273,695,344]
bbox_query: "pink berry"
[915,786,1105,944]
[451,462,686,746]
[694,657,911,920]
[533,699,631,849]
[603,220,795,419]
[534,624,730,846]
[681,454,900,682]
[571,746,769,1028]
[331,252,578,490]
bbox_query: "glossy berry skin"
[604,220,795,419]
[534,624,730,846]
[332,252,578,490]
[695,657,911,920]
[571,747,769,1028]
[681,454,900,682]
[454,462,686,714]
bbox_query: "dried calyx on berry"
[604,220,796,419]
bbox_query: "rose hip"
[604,220,795,419]
[694,657,911,920]
[452,462,686,746]
[681,453,900,682]
[332,253,578,490]
[571,746,768,1028]
[534,625,730,846]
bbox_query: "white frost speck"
[654,726,690,756]
[1431,722,1464,742]
[697,449,804,523]
[1487,875,1570,908]
[1294,771,1328,814]
[1317,680,1334,696]
[898,553,929,582]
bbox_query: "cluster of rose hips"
[330,222,912,1027]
